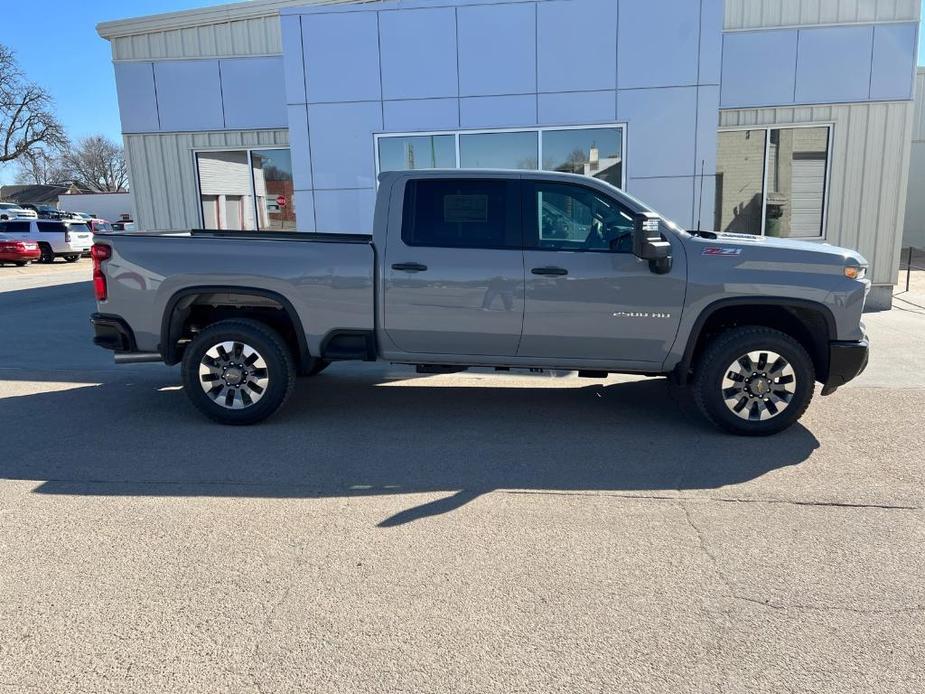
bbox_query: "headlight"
[844,264,867,280]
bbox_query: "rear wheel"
[38,244,54,264]
[14,261,30,267]
[181,319,296,425]
[693,326,815,436]
[64,255,80,263]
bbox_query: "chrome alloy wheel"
[721,350,796,421]
[198,341,269,410]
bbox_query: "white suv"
[0,219,93,263]
[0,202,38,221]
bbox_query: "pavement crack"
[677,500,737,597]
[504,490,921,512]
[731,595,924,615]
[679,500,924,617]
[247,562,302,694]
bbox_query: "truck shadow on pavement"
[0,366,820,526]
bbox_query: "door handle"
[531,266,568,276]
[391,262,428,273]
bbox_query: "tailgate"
[70,231,93,247]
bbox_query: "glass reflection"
[251,149,296,231]
[196,151,257,231]
[459,131,538,169]
[541,127,623,188]
[715,130,767,235]
[378,135,456,172]
[766,127,828,238]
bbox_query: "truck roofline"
[377,168,655,216]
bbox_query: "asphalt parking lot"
[1,261,923,693]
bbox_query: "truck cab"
[375,171,684,372]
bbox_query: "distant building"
[59,191,136,222]
[97,0,920,309]
[0,183,91,207]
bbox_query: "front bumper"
[90,313,137,352]
[821,337,869,395]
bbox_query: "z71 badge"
[702,247,742,256]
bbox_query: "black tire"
[181,319,296,425]
[64,255,80,263]
[693,326,815,436]
[38,244,54,264]
[14,261,30,267]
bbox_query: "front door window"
[528,181,635,253]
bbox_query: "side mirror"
[633,212,672,274]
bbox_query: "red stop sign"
[276,194,287,208]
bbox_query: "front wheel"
[693,327,815,436]
[181,319,296,425]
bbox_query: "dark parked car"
[21,204,64,219]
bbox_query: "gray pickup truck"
[90,169,869,435]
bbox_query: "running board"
[416,365,469,374]
[114,352,162,364]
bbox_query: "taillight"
[91,243,111,301]
[65,231,71,243]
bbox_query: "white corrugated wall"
[124,129,289,231]
[111,16,282,60]
[902,69,925,249]
[725,0,920,29]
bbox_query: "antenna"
[696,159,705,233]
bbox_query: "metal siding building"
[902,67,925,250]
[98,0,920,309]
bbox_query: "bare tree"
[0,44,67,164]
[60,135,128,192]
[14,147,70,185]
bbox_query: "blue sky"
[2,0,925,186]
[0,0,217,185]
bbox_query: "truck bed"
[94,229,376,358]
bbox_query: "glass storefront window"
[378,135,456,172]
[715,126,830,238]
[459,131,538,169]
[196,151,257,231]
[196,148,297,231]
[541,127,623,188]
[715,130,767,236]
[766,127,829,238]
[251,149,296,231]
[375,126,626,188]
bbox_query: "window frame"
[374,123,628,191]
[192,146,294,232]
[716,123,833,240]
[522,179,637,254]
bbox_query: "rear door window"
[1,221,31,233]
[37,222,68,233]
[401,179,521,249]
